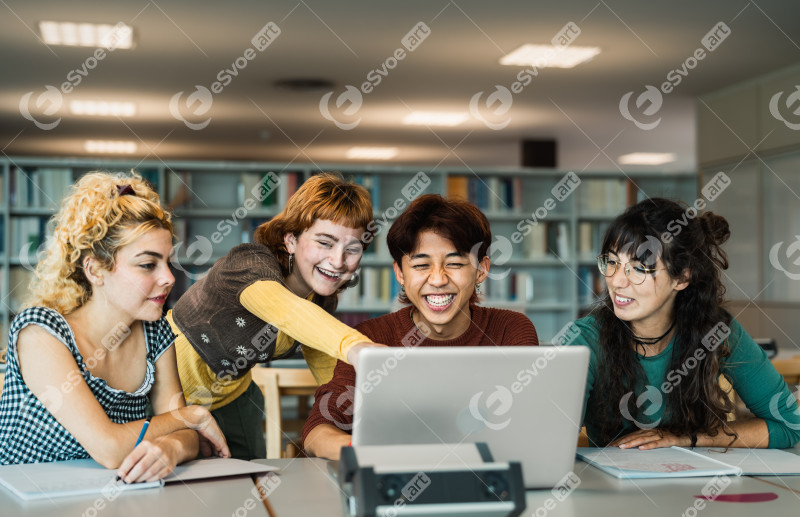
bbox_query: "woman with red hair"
[170,172,382,459]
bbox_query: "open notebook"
[577,447,800,479]
[0,457,278,500]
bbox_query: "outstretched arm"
[610,419,770,450]
[240,280,384,366]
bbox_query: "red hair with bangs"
[254,172,374,275]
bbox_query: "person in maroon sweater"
[302,194,539,459]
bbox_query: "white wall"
[698,63,800,357]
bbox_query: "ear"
[83,256,105,286]
[283,232,297,254]
[672,268,690,292]
[475,255,490,284]
[392,261,405,287]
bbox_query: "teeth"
[616,295,633,303]
[317,267,341,279]
[425,294,454,307]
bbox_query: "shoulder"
[573,314,600,334]
[725,318,749,344]
[565,314,601,348]
[225,243,278,263]
[215,243,282,280]
[477,305,536,330]
[355,308,411,345]
[206,243,280,274]
[478,306,532,325]
[143,317,177,361]
[11,306,72,343]
[6,307,76,373]
[719,318,759,359]
[466,305,538,346]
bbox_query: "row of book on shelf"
[166,171,303,211]
[577,221,610,259]
[447,175,524,212]
[11,218,46,257]
[576,178,638,215]
[346,174,382,213]
[578,266,605,308]
[445,175,642,216]
[339,267,401,308]
[10,168,72,209]
[483,271,534,303]
[487,222,572,260]
[8,168,163,209]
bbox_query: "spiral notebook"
[0,457,278,500]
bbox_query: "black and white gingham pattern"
[0,307,175,464]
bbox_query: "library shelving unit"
[0,157,697,359]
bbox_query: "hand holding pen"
[115,416,181,484]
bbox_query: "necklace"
[630,320,676,346]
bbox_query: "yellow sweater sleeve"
[239,280,372,363]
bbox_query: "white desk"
[256,458,347,516]
[257,457,800,517]
[526,460,800,517]
[0,475,271,517]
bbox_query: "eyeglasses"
[596,254,665,285]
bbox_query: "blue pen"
[134,417,152,448]
[116,417,152,482]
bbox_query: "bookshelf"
[0,158,697,358]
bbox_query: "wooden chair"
[577,427,589,447]
[250,367,318,459]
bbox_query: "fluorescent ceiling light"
[500,44,600,68]
[70,101,136,117]
[403,112,469,127]
[85,140,137,154]
[39,21,134,49]
[618,152,676,165]
[346,147,398,160]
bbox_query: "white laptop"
[351,346,589,489]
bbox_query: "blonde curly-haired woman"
[0,172,229,483]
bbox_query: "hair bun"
[699,211,730,246]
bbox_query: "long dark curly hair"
[589,197,737,445]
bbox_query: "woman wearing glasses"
[571,198,800,449]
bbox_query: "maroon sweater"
[301,305,539,444]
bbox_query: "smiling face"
[92,228,175,322]
[604,250,688,336]
[393,230,489,340]
[284,219,365,297]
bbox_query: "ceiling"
[2,0,800,172]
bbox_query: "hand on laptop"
[346,342,388,369]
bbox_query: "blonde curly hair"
[25,172,173,314]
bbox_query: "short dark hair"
[387,194,492,263]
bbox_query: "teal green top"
[569,315,800,448]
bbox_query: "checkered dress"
[0,307,175,465]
